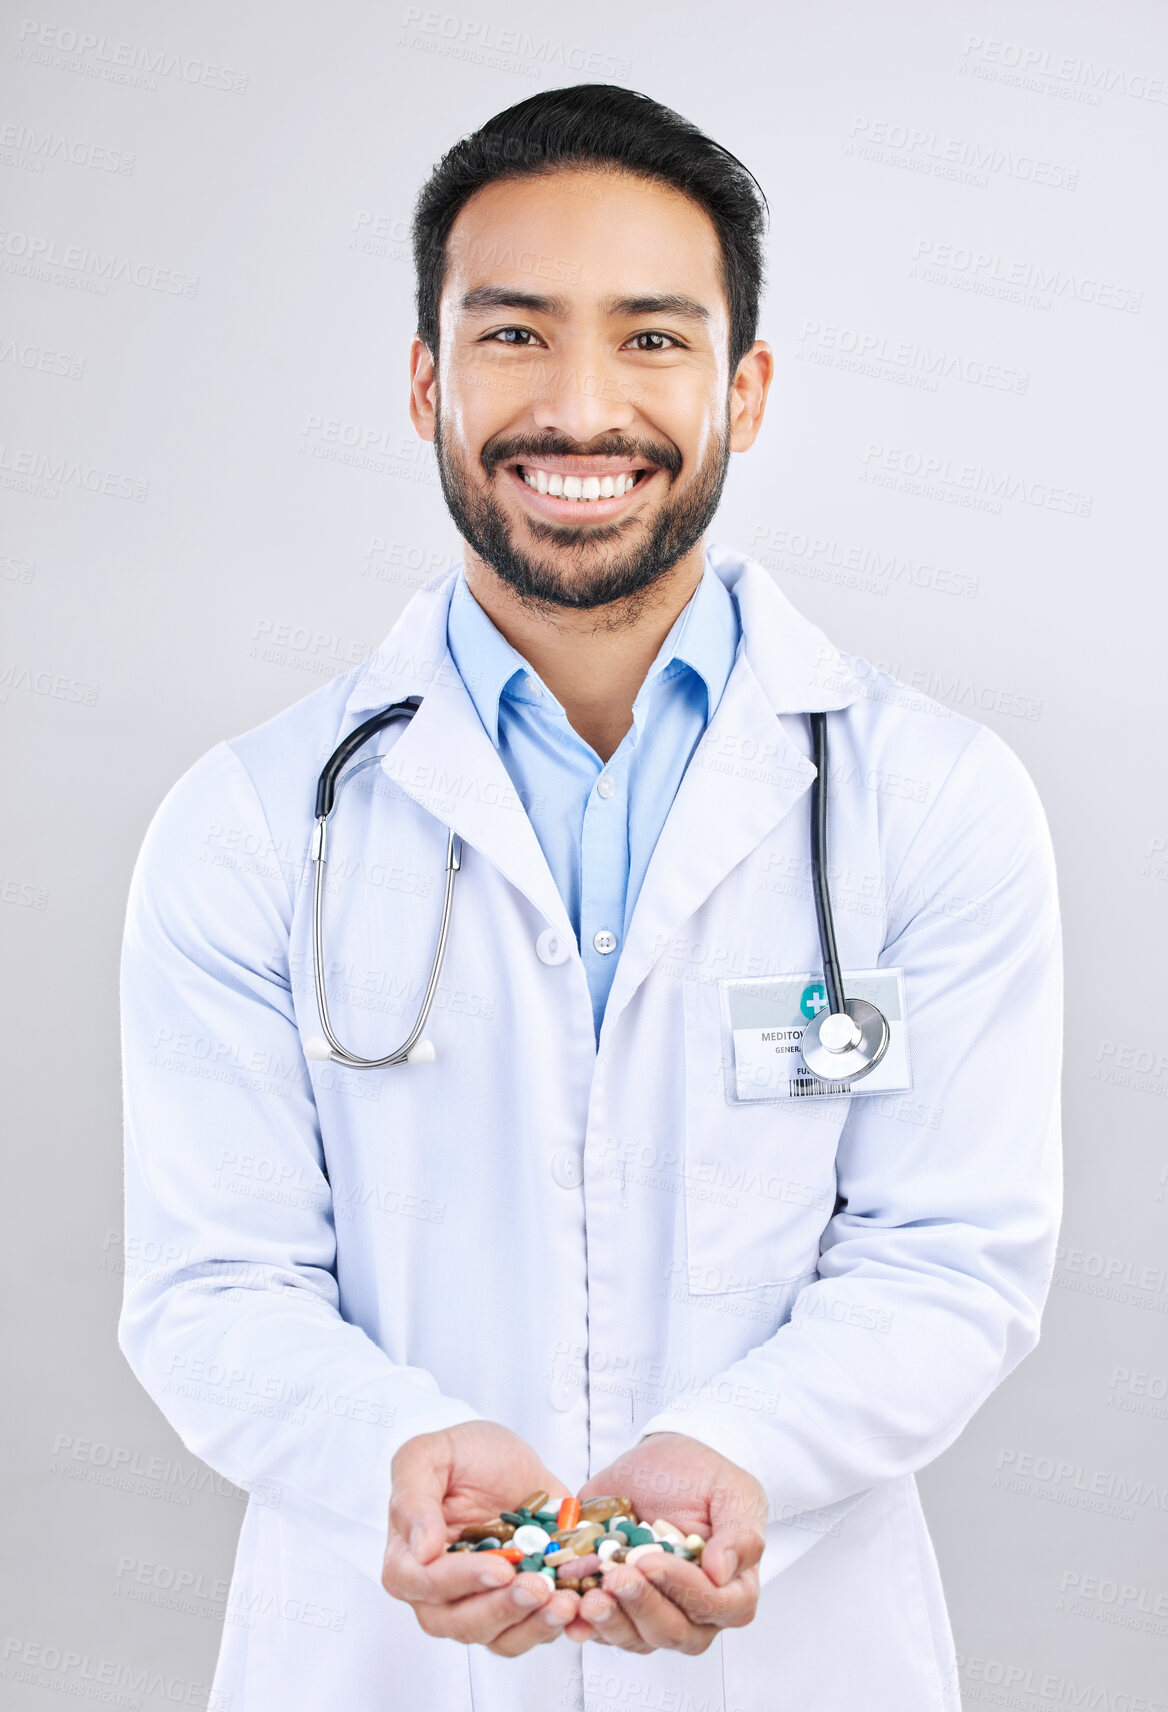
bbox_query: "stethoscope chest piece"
[800,997,889,1084]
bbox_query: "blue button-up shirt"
[446,557,741,1039]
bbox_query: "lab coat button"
[592,929,618,955]
[548,1379,581,1412]
[550,1148,583,1189]
[535,927,571,965]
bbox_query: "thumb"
[702,1477,767,1586]
[700,1526,746,1587]
[388,1433,451,1566]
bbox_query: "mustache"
[480,432,682,481]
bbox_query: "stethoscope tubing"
[309,697,461,1068]
[808,711,847,1018]
[311,819,460,1068]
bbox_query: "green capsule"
[499,1512,526,1525]
[661,1540,676,1552]
[533,1510,559,1526]
[627,1526,654,1546]
[519,1554,545,1572]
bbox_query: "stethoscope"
[303,702,889,1084]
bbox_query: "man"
[118,84,1062,1712]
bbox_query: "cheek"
[659,388,725,468]
[442,373,523,467]
[696,387,732,444]
[436,379,473,445]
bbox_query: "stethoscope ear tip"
[303,1035,334,1063]
[406,1038,436,1065]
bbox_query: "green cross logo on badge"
[800,982,828,1020]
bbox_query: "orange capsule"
[479,1547,523,1563]
[557,1496,581,1532]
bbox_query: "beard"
[432,402,732,616]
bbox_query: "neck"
[462,540,708,763]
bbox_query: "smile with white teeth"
[517,466,648,500]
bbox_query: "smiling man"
[118,85,1062,1712]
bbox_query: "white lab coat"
[118,544,1062,1712]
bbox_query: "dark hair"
[411,84,768,372]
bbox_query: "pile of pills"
[446,1491,707,1593]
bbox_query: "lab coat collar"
[341,569,577,947]
[703,541,865,713]
[338,546,866,996]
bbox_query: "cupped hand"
[565,1432,768,1653]
[381,1420,583,1655]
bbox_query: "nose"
[529,341,638,445]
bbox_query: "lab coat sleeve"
[636,725,1063,1565]
[117,740,484,1584]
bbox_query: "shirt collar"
[445,554,741,750]
[633,557,739,735]
[445,570,533,747]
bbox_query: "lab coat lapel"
[343,573,574,945]
[600,653,815,1036]
[599,552,865,1040]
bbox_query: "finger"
[699,1523,765,1588]
[638,1554,759,1629]
[574,1587,650,1653]
[487,1587,583,1657]
[382,1532,515,1604]
[601,1566,718,1655]
[562,1610,600,1644]
[387,1433,452,1566]
[412,1572,561,1645]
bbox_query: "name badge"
[721,968,911,1101]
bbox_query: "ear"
[728,340,774,454]
[409,335,438,443]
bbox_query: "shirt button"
[550,1148,583,1189]
[596,774,615,799]
[525,675,543,696]
[592,929,618,956]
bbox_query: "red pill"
[557,1496,581,1531]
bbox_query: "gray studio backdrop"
[3,0,1167,1706]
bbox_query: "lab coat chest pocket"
[681,976,844,1293]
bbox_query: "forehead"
[441,168,727,322]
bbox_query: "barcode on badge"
[789,1075,851,1098]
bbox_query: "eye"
[626,331,682,352]
[482,326,543,347]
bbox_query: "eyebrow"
[458,286,711,324]
[609,293,711,324]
